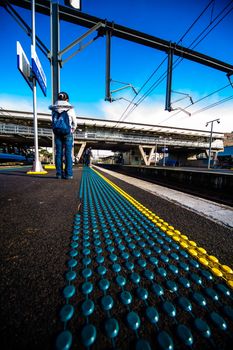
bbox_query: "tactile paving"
[56,166,233,350]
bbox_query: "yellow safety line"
[93,168,233,289]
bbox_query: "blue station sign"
[31,45,47,96]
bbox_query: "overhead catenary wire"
[158,83,232,124]
[191,94,233,115]
[121,1,233,121]
[117,0,233,124]
[116,0,217,125]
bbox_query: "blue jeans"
[55,134,73,177]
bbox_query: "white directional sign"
[31,45,47,96]
[17,41,33,90]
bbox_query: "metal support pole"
[51,1,60,104]
[50,1,60,165]
[29,0,44,173]
[165,49,173,112]
[207,122,213,169]
[206,118,220,169]
[105,30,111,101]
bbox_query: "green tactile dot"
[223,305,233,321]
[81,324,97,347]
[162,301,176,318]
[59,304,74,322]
[65,271,76,282]
[146,306,159,324]
[81,299,95,316]
[56,330,72,350]
[135,339,152,350]
[176,324,193,346]
[101,295,114,311]
[157,331,174,350]
[194,318,211,338]
[63,285,75,299]
[126,311,141,330]
[210,312,227,331]
[120,291,132,305]
[104,318,119,338]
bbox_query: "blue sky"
[0,0,233,132]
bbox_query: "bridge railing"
[0,123,223,150]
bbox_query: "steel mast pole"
[50,0,60,165]
[29,0,45,173]
[206,118,220,169]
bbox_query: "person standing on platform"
[49,92,77,179]
[83,147,93,167]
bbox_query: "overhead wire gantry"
[1,0,233,109]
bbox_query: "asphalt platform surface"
[0,165,233,350]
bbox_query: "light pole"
[206,118,220,169]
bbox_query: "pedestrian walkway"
[95,166,233,229]
[56,167,233,350]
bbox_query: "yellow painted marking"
[27,171,48,175]
[44,164,56,170]
[92,167,233,288]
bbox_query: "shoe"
[65,176,73,180]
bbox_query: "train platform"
[95,166,233,229]
[0,165,233,350]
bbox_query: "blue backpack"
[52,110,71,136]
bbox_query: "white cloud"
[98,95,233,133]
[0,93,232,133]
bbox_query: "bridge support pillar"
[74,141,86,163]
[139,145,155,166]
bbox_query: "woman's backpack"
[52,110,71,135]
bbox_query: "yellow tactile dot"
[173,236,181,242]
[189,249,198,257]
[221,265,233,274]
[168,226,174,230]
[181,235,188,240]
[227,280,233,289]
[174,230,181,235]
[198,247,207,254]
[211,268,223,277]
[208,255,219,263]
[198,257,209,266]
[189,241,197,247]
[161,226,168,232]
[152,219,158,223]
[156,223,162,228]
[181,241,188,249]
[166,231,174,236]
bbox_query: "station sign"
[16,41,33,90]
[31,45,47,96]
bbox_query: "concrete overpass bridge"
[0,108,224,165]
